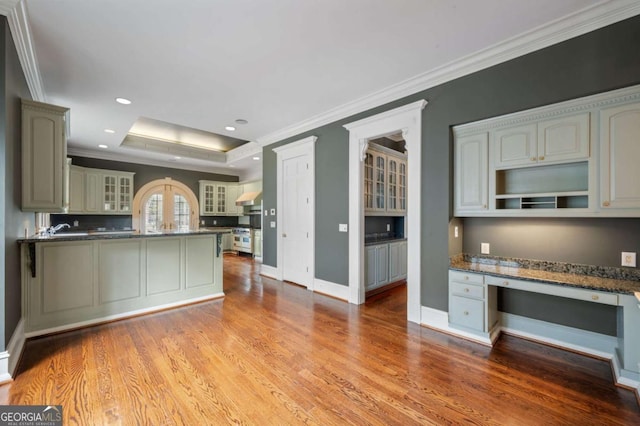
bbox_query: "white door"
[274,136,316,289]
[281,154,312,286]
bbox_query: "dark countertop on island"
[450,254,640,295]
[19,228,228,243]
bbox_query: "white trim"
[257,1,640,147]
[420,306,493,346]
[273,135,317,288]
[313,278,349,301]
[0,1,20,16]
[24,293,224,339]
[0,317,26,382]
[3,1,46,102]
[260,264,278,279]
[344,100,426,324]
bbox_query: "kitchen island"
[20,230,225,336]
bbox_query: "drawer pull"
[592,295,599,301]
[503,281,509,286]
[530,157,536,161]
[603,201,610,207]
[464,276,469,281]
[463,311,469,316]
[464,288,470,293]
[538,156,545,161]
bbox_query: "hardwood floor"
[1,254,638,424]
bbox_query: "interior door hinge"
[306,232,309,238]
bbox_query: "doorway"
[343,100,427,323]
[273,136,316,289]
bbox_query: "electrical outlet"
[213,220,217,225]
[270,221,276,228]
[386,224,390,232]
[454,226,459,238]
[200,220,205,225]
[481,243,490,255]
[339,224,348,232]
[73,220,79,227]
[270,208,276,215]
[621,252,636,267]
[264,209,268,216]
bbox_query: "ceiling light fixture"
[174,156,181,160]
[98,144,108,149]
[115,97,131,105]
[252,156,260,161]
[235,119,248,125]
[225,126,236,131]
[104,129,115,134]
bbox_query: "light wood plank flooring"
[1,254,638,424]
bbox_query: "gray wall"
[1,19,33,348]
[262,15,640,330]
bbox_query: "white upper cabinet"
[599,102,640,211]
[493,113,589,169]
[364,144,406,216]
[493,124,537,168]
[67,165,134,215]
[454,83,640,217]
[199,181,243,216]
[454,132,488,215]
[22,99,69,212]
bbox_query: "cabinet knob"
[483,204,487,209]
[464,288,469,293]
[463,311,469,316]
[592,295,599,301]
[538,156,545,161]
[503,281,509,286]
[463,276,469,280]
[530,157,536,161]
[602,201,610,207]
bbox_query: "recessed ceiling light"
[104,129,115,134]
[174,156,181,160]
[235,119,248,125]
[98,144,108,149]
[225,126,236,131]
[252,156,260,161]
[115,97,131,105]
[229,165,235,168]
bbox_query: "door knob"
[282,233,287,238]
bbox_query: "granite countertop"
[364,232,406,246]
[19,228,227,243]
[450,254,640,295]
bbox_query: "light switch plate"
[481,242,490,254]
[621,251,636,267]
[264,210,268,216]
[339,224,348,232]
[270,208,276,215]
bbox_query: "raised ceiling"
[2,0,639,180]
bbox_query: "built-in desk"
[448,254,640,393]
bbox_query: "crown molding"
[3,0,46,101]
[257,0,640,147]
[226,141,262,163]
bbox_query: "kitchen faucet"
[41,223,70,236]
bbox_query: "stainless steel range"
[232,227,253,254]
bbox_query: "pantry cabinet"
[364,144,407,216]
[21,99,69,212]
[365,240,407,291]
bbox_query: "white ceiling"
[3,0,639,180]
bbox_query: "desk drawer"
[449,295,484,332]
[485,275,619,306]
[449,270,484,285]
[450,281,484,300]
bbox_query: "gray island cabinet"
[20,231,225,336]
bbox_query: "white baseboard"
[422,306,639,393]
[260,264,278,279]
[0,318,26,382]
[25,293,225,339]
[420,306,493,346]
[313,278,349,301]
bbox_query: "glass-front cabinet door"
[364,153,374,210]
[216,185,226,214]
[374,153,386,211]
[119,176,132,212]
[388,159,398,211]
[399,161,407,212]
[103,175,117,212]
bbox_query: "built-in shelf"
[496,192,588,210]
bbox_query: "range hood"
[236,191,262,207]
